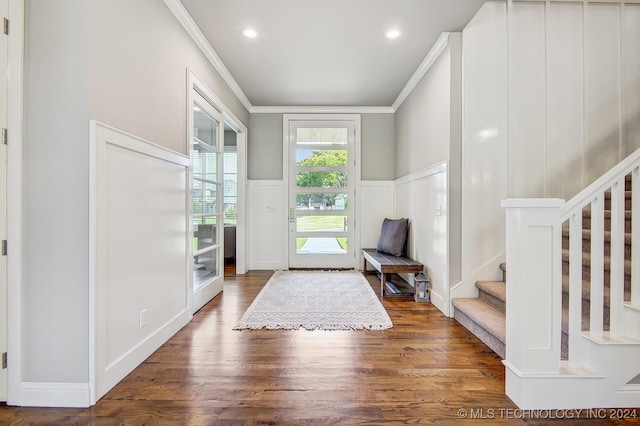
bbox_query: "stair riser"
[453,309,505,359]
[478,290,505,313]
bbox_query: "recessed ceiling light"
[242,28,258,39]
[385,29,400,39]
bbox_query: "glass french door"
[191,88,224,311]
[288,120,355,268]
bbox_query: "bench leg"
[380,272,385,298]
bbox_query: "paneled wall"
[395,164,450,315]
[460,0,640,296]
[91,123,192,403]
[248,181,286,270]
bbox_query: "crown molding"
[163,0,253,112]
[391,32,450,111]
[250,105,394,114]
[165,1,452,116]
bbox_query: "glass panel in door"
[191,89,224,311]
[289,121,355,268]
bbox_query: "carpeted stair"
[452,175,632,359]
[451,264,507,358]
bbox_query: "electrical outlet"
[139,309,148,328]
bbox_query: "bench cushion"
[376,218,408,257]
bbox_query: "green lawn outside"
[297,216,347,251]
[296,215,346,232]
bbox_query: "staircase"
[452,149,640,409]
[451,176,632,361]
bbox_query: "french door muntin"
[288,120,355,269]
[191,89,224,308]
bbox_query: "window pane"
[193,219,217,251]
[296,172,347,189]
[296,149,347,166]
[296,193,347,210]
[297,128,347,144]
[194,182,217,214]
[194,248,219,289]
[193,103,218,149]
[193,149,217,180]
[296,237,347,254]
[296,215,348,232]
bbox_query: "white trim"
[391,32,451,111]
[251,105,394,114]
[6,0,23,406]
[393,161,448,186]
[19,382,92,408]
[163,0,252,111]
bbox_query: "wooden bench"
[361,248,424,298]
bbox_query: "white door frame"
[6,0,23,405]
[283,114,361,269]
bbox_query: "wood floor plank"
[0,269,630,424]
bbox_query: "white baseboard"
[94,308,192,403]
[429,288,448,317]
[19,382,91,408]
[249,261,285,270]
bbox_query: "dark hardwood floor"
[0,268,626,425]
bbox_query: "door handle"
[289,208,295,223]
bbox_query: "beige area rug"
[234,270,393,331]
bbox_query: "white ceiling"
[180,0,485,108]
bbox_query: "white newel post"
[501,199,565,404]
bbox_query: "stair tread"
[476,280,506,303]
[452,298,505,342]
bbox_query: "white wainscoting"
[248,180,286,270]
[90,122,192,404]
[394,163,450,316]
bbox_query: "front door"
[288,118,356,269]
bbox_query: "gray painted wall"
[23,0,248,384]
[248,113,395,180]
[361,114,395,181]
[23,0,91,383]
[248,114,283,180]
[395,45,452,178]
[393,35,463,290]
